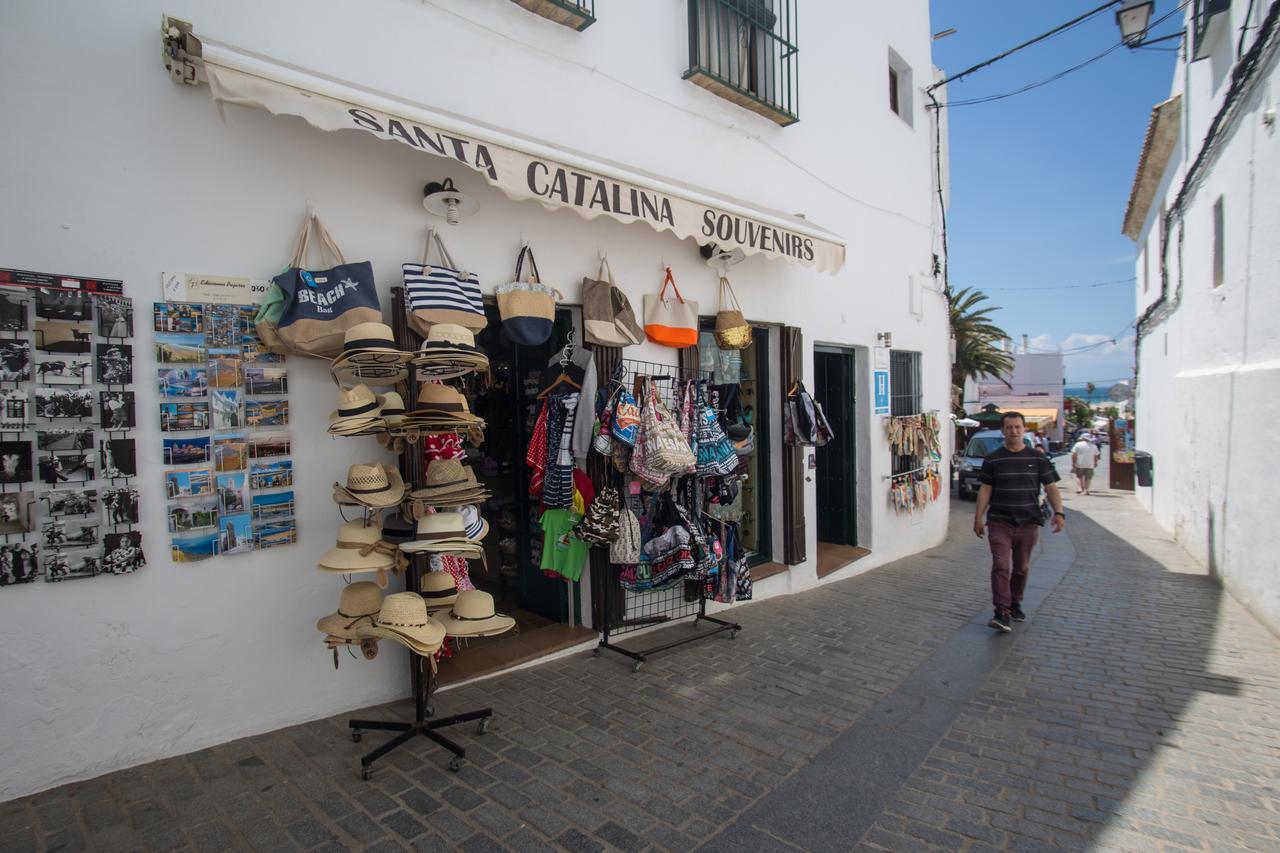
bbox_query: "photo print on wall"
[101,438,136,478]
[0,390,27,429]
[171,531,218,562]
[37,428,93,452]
[97,295,134,338]
[159,401,209,432]
[0,491,35,535]
[158,367,208,397]
[0,292,29,332]
[100,391,136,430]
[168,496,217,533]
[0,542,40,587]
[44,549,100,582]
[219,513,253,556]
[95,344,132,385]
[155,333,205,365]
[0,340,32,382]
[35,388,93,419]
[43,488,98,518]
[34,321,92,355]
[39,451,94,485]
[102,486,140,525]
[102,531,145,574]
[36,356,91,385]
[36,289,92,322]
[165,468,213,499]
[0,440,33,484]
[154,302,202,334]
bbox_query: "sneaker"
[988,610,1012,633]
[1010,604,1026,622]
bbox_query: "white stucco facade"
[1126,0,1280,636]
[966,351,1067,442]
[0,0,950,800]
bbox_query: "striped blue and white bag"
[403,228,486,338]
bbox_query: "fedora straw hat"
[329,384,383,423]
[435,590,515,638]
[317,520,395,572]
[419,570,459,611]
[378,391,407,423]
[411,385,484,423]
[458,504,490,541]
[333,463,406,508]
[337,323,408,361]
[378,511,415,545]
[399,513,484,556]
[316,581,382,640]
[356,592,446,656]
[410,459,479,499]
[422,324,481,352]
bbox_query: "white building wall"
[0,0,950,800]
[973,352,1066,442]
[1132,0,1280,636]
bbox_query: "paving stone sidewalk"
[3,483,1278,852]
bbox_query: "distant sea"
[1064,384,1114,404]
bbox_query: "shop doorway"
[814,347,866,576]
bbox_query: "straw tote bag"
[582,258,644,348]
[404,228,486,337]
[713,276,752,350]
[643,267,699,348]
[495,246,562,346]
[265,213,382,358]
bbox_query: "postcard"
[44,548,100,582]
[165,468,214,498]
[216,471,248,515]
[0,491,35,535]
[251,490,294,521]
[248,431,291,460]
[245,399,288,428]
[218,512,253,556]
[0,340,32,381]
[0,440,33,484]
[154,302,203,334]
[34,320,92,355]
[155,333,206,365]
[36,355,91,385]
[158,366,208,398]
[244,366,288,396]
[101,438,137,478]
[168,496,218,533]
[254,519,297,550]
[0,542,40,586]
[171,531,219,562]
[211,388,242,430]
[100,391,136,430]
[43,489,98,517]
[38,451,94,484]
[102,531,145,574]
[96,344,133,385]
[35,388,93,420]
[0,390,28,429]
[163,435,210,465]
[249,459,293,490]
[213,433,247,472]
[96,295,134,338]
[159,400,209,432]
[36,290,91,322]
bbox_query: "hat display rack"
[592,357,742,672]
[326,288,506,779]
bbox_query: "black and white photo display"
[36,356,91,385]
[96,344,132,385]
[0,491,35,535]
[0,542,40,586]
[36,388,93,419]
[0,340,32,382]
[102,531,144,574]
[96,296,134,338]
[99,391,135,430]
[101,438,136,478]
[0,292,29,332]
[0,441,33,484]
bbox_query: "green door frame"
[814,346,858,547]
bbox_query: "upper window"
[508,0,595,31]
[888,48,913,125]
[1212,195,1225,288]
[890,350,922,417]
[684,0,800,126]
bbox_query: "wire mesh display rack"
[593,358,741,672]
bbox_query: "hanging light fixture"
[422,178,477,225]
[1116,0,1155,46]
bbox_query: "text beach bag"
[582,258,644,347]
[266,213,382,358]
[713,276,752,350]
[635,378,696,476]
[643,267,698,348]
[495,246,562,346]
[404,228,486,337]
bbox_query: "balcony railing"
[509,0,595,32]
[684,0,799,126]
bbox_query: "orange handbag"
[643,267,699,348]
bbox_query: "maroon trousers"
[987,521,1039,611]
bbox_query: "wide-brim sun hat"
[316,580,383,640]
[356,592,446,655]
[328,384,383,424]
[333,463,406,508]
[378,391,407,425]
[399,512,484,556]
[317,520,396,572]
[410,459,480,500]
[459,504,490,541]
[435,590,515,638]
[334,322,410,362]
[409,385,485,424]
[419,570,459,611]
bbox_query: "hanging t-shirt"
[539,508,589,583]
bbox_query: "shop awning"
[175,26,847,273]
[1012,407,1059,429]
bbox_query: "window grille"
[684,0,799,126]
[508,0,594,31]
[890,350,923,476]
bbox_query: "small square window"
[888,48,913,126]
[1212,196,1225,288]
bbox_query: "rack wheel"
[351,729,362,743]
[730,630,739,640]
[632,661,643,673]
[361,767,371,781]
[591,648,600,658]
[425,705,434,717]
[476,719,489,735]
[448,757,464,772]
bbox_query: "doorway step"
[816,543,872,579]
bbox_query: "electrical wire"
[982,277,1135,292]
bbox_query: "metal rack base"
[595,611,741,672]
[348,705,492,778]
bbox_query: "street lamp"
[1116,0,1155,46]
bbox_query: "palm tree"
[950,287,1015,411]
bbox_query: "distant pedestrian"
[974,412,1066,633]
[1072,434,1100,496]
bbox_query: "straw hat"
[333,463,406,508]
[408,385,484,424]
[435,590,515,638]
[356,592,446,656]
[411,459,480,500]
[412,325,490,379]
[458,504,490,541]
[419,570,459,611]
[317,520,395,572]
[399,513,484,556]
[316,581,382,640]
[378,511,415,545]
[336,323,407,361]
[378,391,407,426]
[328,384,383,430]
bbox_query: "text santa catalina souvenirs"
[346,108,815,262]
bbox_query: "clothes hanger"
[537,330,582,398]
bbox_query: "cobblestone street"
[3,480,1278,852]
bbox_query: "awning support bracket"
[162,15,203,86]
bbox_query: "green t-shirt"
[539,508,589,582]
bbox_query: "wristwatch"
[1053,512,1065,518]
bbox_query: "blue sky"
[929,1,1181,383]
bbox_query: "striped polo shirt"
[978,444,1059,526]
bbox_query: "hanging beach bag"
[643,267,699,348]
[609,498,641,564]
[713,277,752,350]
[404,228,486,337]
[696,386,739,477]
[637,379,696,475]
[574,486,621,545]
[254,283,288,354]
[269,213,382,358]
[496,246,562,346]
[582,258,644,348]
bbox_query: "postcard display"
[155,301,296,560]
[0,271,144,587]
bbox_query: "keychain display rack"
[594,358,740,672]
[347,288,491,778]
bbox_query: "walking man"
[1072,434,1100,495]
[974,412,1065,633]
